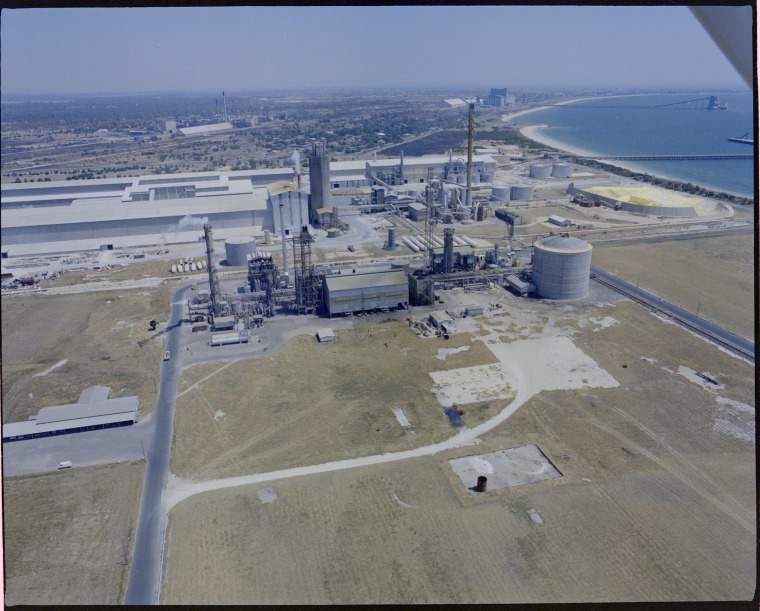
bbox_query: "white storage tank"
[531,234,592,300]
[529,163,552,178]
[225,237,257,267]
[551,162,573,178]
[491,182,511,202]
[510,185,534,200]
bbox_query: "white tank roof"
[535,235,591,253]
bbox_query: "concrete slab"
[449,444,562,492]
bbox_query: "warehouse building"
[2,386,138,442]
[322,270,409,317]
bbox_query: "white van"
[57,461,72,469]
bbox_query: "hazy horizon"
[1,6,750,96]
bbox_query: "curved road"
[124,284,189,605]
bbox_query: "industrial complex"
[2,98,753,607]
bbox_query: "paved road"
[123,284,189,605]
[1,417,153,477]
[591,267,754,359]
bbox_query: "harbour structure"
[531,234,592,300]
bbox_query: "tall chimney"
[466,103,474,209]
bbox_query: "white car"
[57,461,72,470]
[163,350,171,361]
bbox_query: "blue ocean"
[513,92,755,198]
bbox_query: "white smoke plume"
[292,150,301,174]
[160,215,209,245]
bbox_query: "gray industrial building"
[322,270,409,317]
[308,140,331,223]
[1,169,293,256]
[2,386,138,442]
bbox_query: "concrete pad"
[449,444,562,492]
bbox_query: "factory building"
[322,270,409,317]
[1,169,292,256]
[177,122,234,137]
[2,386,138,442]
[266,181,309,233]
[531,234,592,300]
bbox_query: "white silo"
[225,237,257,267]
[551,162,573,178]
[529,163,552,178]
[491,182,511,202]
[531,234,592,300]
[510,185,534,200]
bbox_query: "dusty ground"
[171,319,501,480]
[1,284,170,423]
[592,233,755,340]
[2,460,145,605]
[163,291,754,603]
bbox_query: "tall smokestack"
[466,103,474,209]
[279,204,289,277]
[204,224,220,316]
[223,91,228,123]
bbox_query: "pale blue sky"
[0,6,750,94]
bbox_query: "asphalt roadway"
[123,284,188,605]
[591,266,754,359]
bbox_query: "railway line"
[591,267,754,362]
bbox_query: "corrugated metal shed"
[2,395,138,442]
[323,270,409,317]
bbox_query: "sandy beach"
[507,97,751,197]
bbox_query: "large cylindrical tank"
[529,163,552,178]
[387,227,396,249]
[510,185,534,200]
[225,237,257,267]
[551,162,573,178]
[491,182,511,201]
[480,172,494,183]
[531,234,593,300]
[476,204,485,221]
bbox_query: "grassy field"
[171,318,501,481]
[1,284,171,423]
[162,299,755,604]
[3,460,145,605]
[592,233,755,340]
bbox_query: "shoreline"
[510,98,753,199]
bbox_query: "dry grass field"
[162,299,754,604]
[171,319,502,480]
[1,284,170,423]
[3,460,145,605]
[592,233,755,339]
